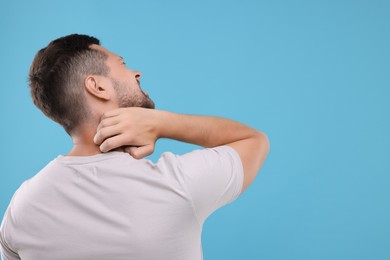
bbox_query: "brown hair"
[29,34,109,135]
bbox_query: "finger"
[124,146,139,157]
[99,134,133,153]
[101,108,123,120]
[96,116,120,133]
[94,124,123,145]
[125,144,154,159]
[126,145,152,159]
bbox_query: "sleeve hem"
[210,145,244,201]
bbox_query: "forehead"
[90,44,121,62]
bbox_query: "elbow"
[255,131,270,150]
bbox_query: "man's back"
[0,146,243,260]
[2,34,270,259]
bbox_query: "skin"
[66,44,270,192]
[67,44,153,156]
[93,108,270,192]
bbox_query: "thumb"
[125,144,154,159]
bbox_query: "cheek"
[113,68,129,80]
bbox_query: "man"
[0,34,270,259]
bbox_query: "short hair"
[29,34,109,135]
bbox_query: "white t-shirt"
[0,145,243,260]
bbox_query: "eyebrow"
[117,56,124,62]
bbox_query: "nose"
[135,70,142,80]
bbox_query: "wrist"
[154,109,175,139]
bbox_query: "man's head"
[29,34,154,135]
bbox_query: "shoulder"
[157,145,241,163]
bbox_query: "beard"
[111,78,155,109]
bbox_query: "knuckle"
[100,120,107,128]
[105,139,113,148]
[101,140,111,152]
[99,128,108,138]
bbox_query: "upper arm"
[1,208,21,260]
[160,146,244,222]
[226,131,270,193]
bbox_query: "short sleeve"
[159,145,244,224]
[0,206,21,260]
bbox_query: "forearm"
[156,110,262,148]
[94,107,266,158]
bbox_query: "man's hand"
[94,106,269,192]
[94,107,161,159]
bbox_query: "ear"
[84,75,111,101]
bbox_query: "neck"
[67,124,125,157]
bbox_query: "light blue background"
[1,0,389,259]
